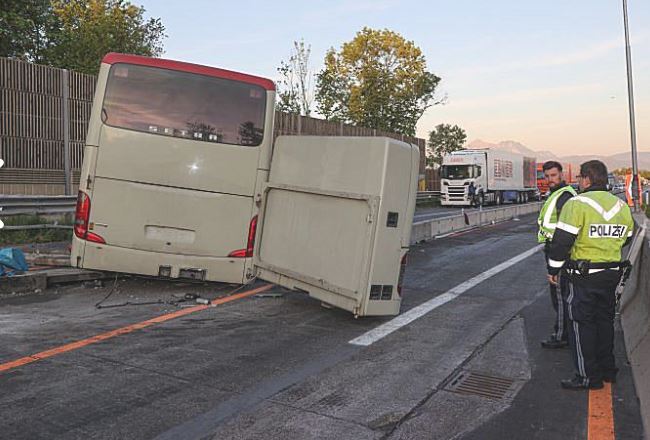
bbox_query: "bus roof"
[102,53,276,91]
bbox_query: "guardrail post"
[62,69,72,196]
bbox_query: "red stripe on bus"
[102,53,276,91]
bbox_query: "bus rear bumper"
[71,237,248,284]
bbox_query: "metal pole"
[622,0,640,210]
[62,69,72,196]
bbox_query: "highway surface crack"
[266,398,374,431]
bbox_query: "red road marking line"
[588,383,615,440]
[0,284,273,374]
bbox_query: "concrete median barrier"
[620,216,650,435]
[410,202,543,244]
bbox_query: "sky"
[144,0,649,157]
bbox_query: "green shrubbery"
[0,215,72,246]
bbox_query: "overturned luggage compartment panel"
[254,136,419,316]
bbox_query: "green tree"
[276,59,301,114]
[315,27,441,135]
[427,123,466,166]
[45,0,166,75]
[0,0,57,62]
[276,39,313,116]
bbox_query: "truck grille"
[447,186,466,201]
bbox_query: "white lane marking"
[349,244,543,346]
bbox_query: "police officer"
[547,160,634,390]
[537,161,577,349]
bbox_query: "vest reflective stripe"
[537,185,577,242]
[571,195,624,221]
[557,221,579,235]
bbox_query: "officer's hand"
[547,274,558,286]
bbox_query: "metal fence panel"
[0,56,434,194]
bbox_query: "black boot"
[561,375,603,390]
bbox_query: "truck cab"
[440,152,486,206]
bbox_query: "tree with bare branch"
[276,39,313,116]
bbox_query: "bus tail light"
[228,215,258,258]
[74,190,106,244]
[397,252,408,296]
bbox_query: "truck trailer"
[536,162,576,197]
[440,149,537,206]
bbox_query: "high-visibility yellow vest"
[537,185,577,243]
[554,191,634,262]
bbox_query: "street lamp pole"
[622,0,640,210]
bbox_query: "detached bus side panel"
[254,136,418,316]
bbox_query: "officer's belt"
[565,259,631,276]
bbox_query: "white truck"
[440,149,537,206]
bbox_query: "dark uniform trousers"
[544,244,569,341]
[566,270,621,383]
[550,271,570,341]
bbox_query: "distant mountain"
[560,151,650,171]
[467,139,559,161]
[467,139,650,170]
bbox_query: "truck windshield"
[102,63,267,146]
[441,165,480,179]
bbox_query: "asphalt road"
[0,214,643,439]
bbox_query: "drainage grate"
[445,371,518,400]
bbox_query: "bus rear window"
[102,63,266,146]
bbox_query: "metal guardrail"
[0,195,77,216]
[2,224,73,231]
[410,202,544,244]
[416,191,440,202]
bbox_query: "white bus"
[71,53,276,284]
